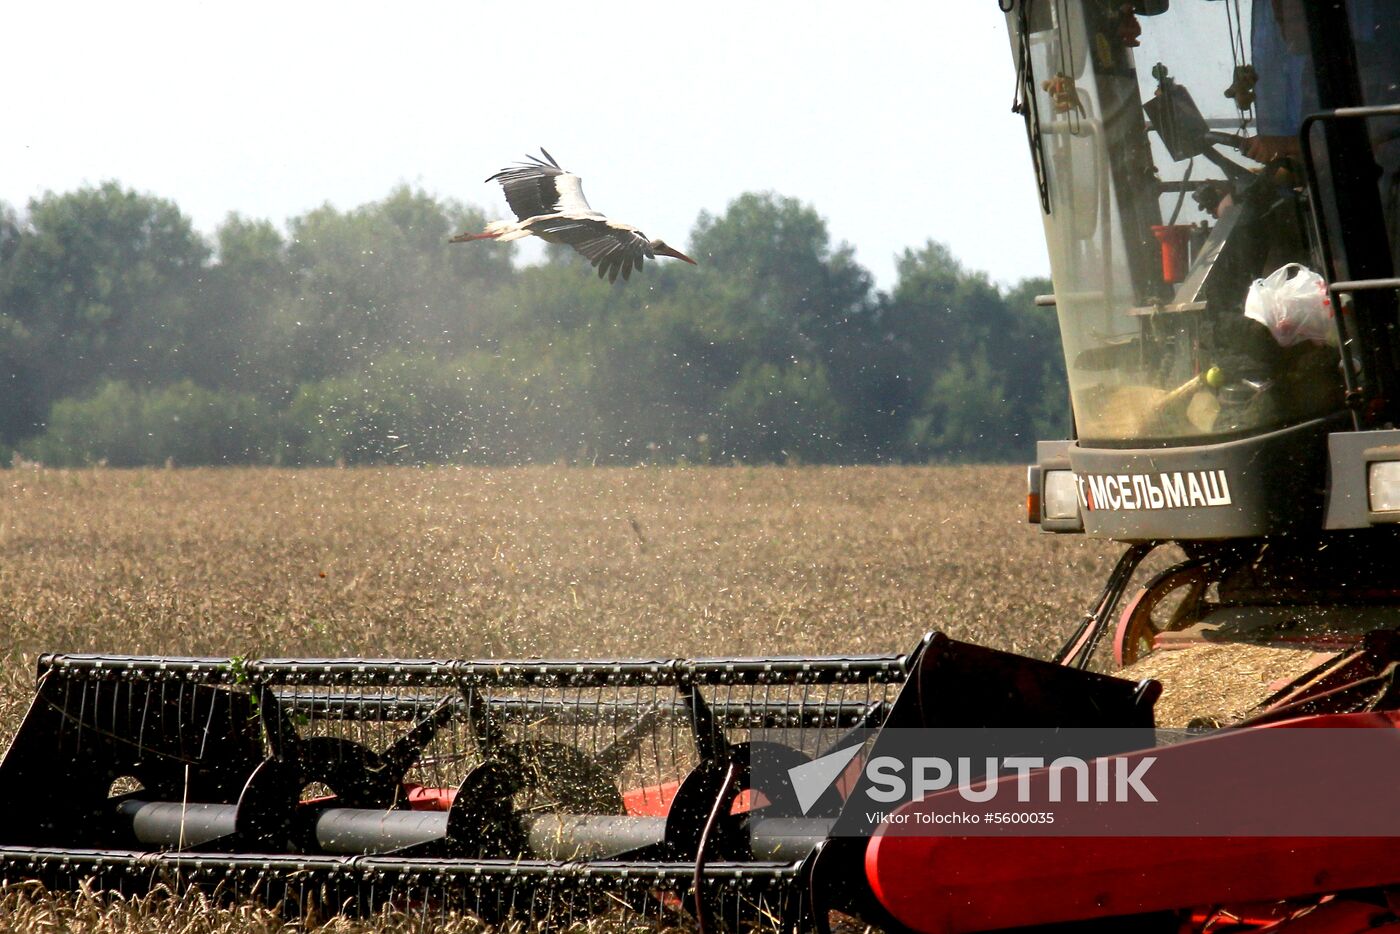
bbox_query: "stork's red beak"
[655,244,698,265]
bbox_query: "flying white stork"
[450,149,697,283]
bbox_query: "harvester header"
[4,0,1400,931]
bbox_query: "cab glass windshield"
[1008,0,1351,446]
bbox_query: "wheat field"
[0,466,1123,931]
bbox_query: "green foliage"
[0,184,1070,466]
[1002,275,1072,442]
[888,247,1065,459]
[283,186,514,381]
[0,183,210,439]
[22,380,272,467]
[904,351,1010,462]
[689,193,877,368]
[717,359,847,462]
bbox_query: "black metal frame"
[34,651,911,687]
[1299,102,1400,423]
[0,647,919,929]
[1299,2,1400,426]
[0,847,810,929]
[0,636,1163,930]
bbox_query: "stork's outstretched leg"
[449,230,501,243]
[449,219,527,244]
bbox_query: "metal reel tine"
[76,678,90,758]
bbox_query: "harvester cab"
[5,3,1400,933]
[1020,0,1400,664]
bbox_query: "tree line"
[0,182,1065,467]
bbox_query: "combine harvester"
[4,2,1400,931]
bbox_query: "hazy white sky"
[4,2,1050,290]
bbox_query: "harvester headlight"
[1368,461,1400,513]
[1042,469,1080,521]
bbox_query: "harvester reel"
[0,649,916,928]
[296,735,406,808]
[666,741,811,861]
[500,739,624,815]
[446,759,525,857]
[232,737,404,850]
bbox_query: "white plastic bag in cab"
[1243,263,1334,347]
